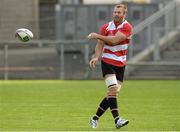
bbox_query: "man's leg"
[105,74,120,123]
[93,74,120,121]
[90,96,109,128]
[105,74,129,128]
[92,97,109,121]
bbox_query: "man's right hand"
[89,57,98,68]
[87,32,99,40]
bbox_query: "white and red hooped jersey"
[100,20,132,67]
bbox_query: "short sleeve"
[99,23,109,36]
[118,23,132,37]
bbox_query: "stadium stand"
[0,0,180,80]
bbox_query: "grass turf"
[0,80,180,131]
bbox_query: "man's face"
[113,7,125,23]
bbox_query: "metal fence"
[0,40,94,80]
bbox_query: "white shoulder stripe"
[106,21,116,31]
[106,20,128,31]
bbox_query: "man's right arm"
[94,40,104,58]
[89,40,104,68]
[88,23,132,46]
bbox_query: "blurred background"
[0,0,180,80]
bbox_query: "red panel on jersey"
[118,23,132,37]
[101,57,126,67]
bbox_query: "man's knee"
[105,75,119,96]
[107,86,118,96]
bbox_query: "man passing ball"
[87,3,132,129]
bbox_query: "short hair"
[114,3,128,14]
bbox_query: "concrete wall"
[0,0,39,40]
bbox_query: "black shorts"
[101,61,125,82]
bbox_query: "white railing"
[0,40,90,80]
[128,0,180,60]
[132,0,177,35]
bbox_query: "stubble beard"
[113,17,123,24]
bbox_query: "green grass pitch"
[0,80,180,131]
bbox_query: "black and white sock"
[93,97,109,120]
[107,96,120,123]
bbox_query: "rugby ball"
[15,28,33,42]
